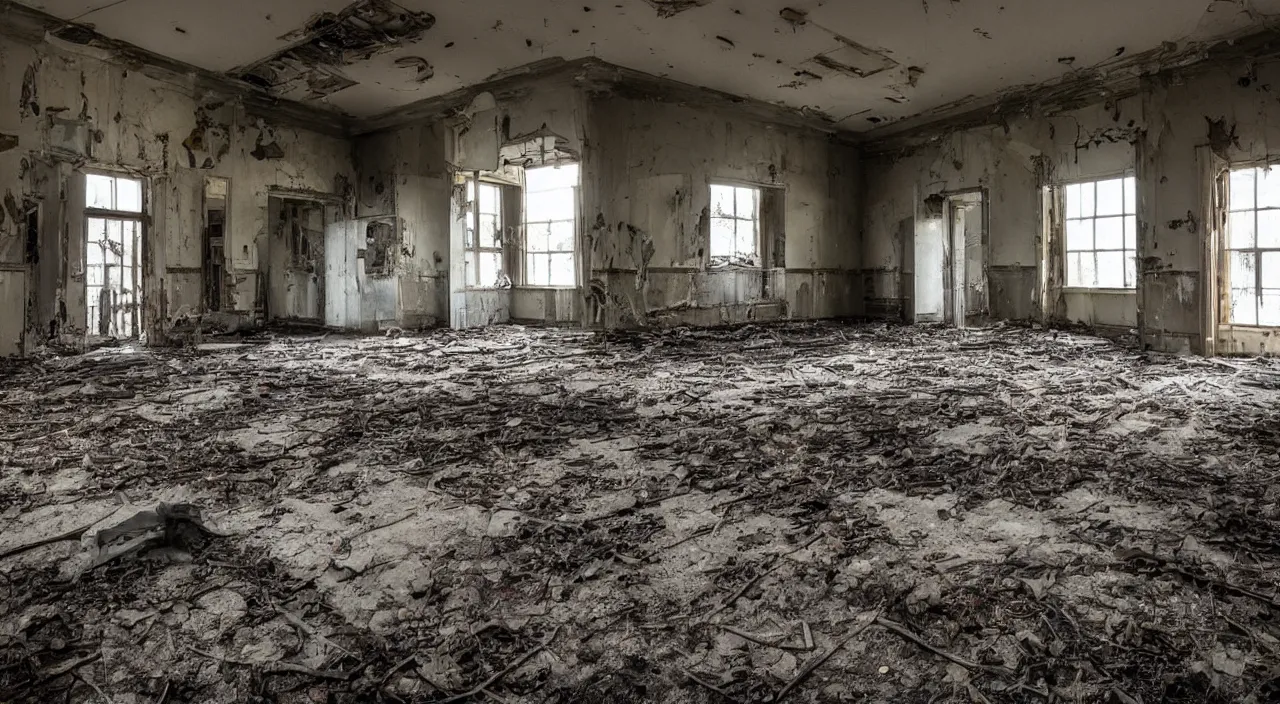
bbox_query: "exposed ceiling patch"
[810,39,898,79]
[642,0,713,19]
[232,0,435,102]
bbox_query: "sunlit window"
[1226,166,1280,327]
[86,173,143,213]
[710,184,759,267]
[84,171,144,337]
[1064,177,1137,289]
[464,180,503,288]
[524,164,578,287]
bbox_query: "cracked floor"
[2,322,1280,703]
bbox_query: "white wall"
[0,30,354,351]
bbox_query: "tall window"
[524,164,578,287]
[85,173,144,338]
[1226,166,1280,327]
[1064,177,1137,289]
[465,179,503,287]
[710,183,759,267]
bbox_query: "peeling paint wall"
[1136,58,1280,355]
[862,49,1280,354]
[863,128,1039,322]
[587,95,863,327]
[0,29,354,353]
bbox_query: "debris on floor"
[1,322,1279,703]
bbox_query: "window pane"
[87,240,105,265]
[735,219,758,260]
[464,251,476,286]
[479,214,500,248]
[1069,252,1097,288]
[549,221,575,251]
[86,264,104,287]
[1229,251,1257,289]
[116,178,142,212]
[526,164,579,193]
[478,184,500,216]
[1260,291,1280,327]
[710,218,736,258]
[549,253,575,287]
[1231,288,1259,325]
[525,222,550,252]
[1124,216,1137,250]
[1228,211,1256,249]
[1096,251,1126,288]
[1096,178,1125,217]
[1079,182,1096,218]
[1064,184,1082,220]
[1095,217,1124,250]
[1262,251,1280,287]
[1261,168,1280,209]
[479,252,501,286]
[527,190,571,222]
[711,185,735,218]
[1123,177,1136,215]
[1231,168,1257,211]
[735,187,756,219]
[464,222,475,248]
[87,174,114,209]
[1065,219,1092,251]
[528,253,549,286]
[1125,256,1138,288]
[1259,210,1280,248]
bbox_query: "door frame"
[943,189,987,328]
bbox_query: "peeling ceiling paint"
[14,0,1280,132]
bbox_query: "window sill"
[1061,288,1137,295]
[1219,324,1280,331]
[514,285,578,290]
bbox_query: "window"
[710,184,759,266]
[1226,166,1280,326]
[1064,177,1137,289]
[465,180,504,287]
[84,173,144,337]
[86,173,142,213]
[524,164,578,287]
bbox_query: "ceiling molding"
[356,56,860,144]
[0,0,354,137]
[862,22,1280,155]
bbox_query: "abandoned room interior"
[3,0,1280,701]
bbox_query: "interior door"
[324,220,356,329]
[949,202,967,326]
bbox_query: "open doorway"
[267,196,330,324]
[915,190,987,327]
[85,172,145,338]
[203,177,228,311]
[946,192,988,327]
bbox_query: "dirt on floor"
[1,322,1279,704]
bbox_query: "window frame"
[464,177,505,289]
[709,181,762,268]
[82,170,146,338]
[1057,173,1138,292]
[1223,162,1280,328]
[522,163,579,288]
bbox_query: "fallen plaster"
[2,325,1279,702]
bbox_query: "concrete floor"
[1,323,1279,703]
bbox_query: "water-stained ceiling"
[14,0,1280,132]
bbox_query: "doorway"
[946,192,988,327]
[267,196,331,324]
[84,172,145,339]
[914,190,988,327]
[203,178,228,311]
